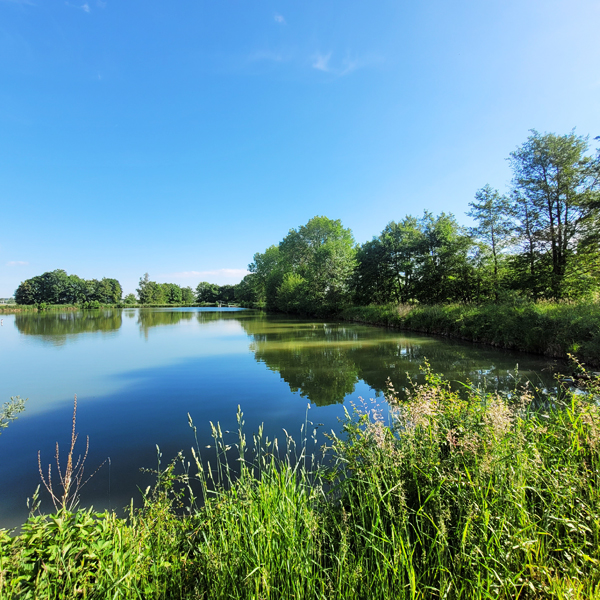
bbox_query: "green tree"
[137,274,165,304]
[248,245,281,306]
[379,217,423,303]
[195,281,220,303]
[510,130,600,297]
[467,185,513,299]
[276,216,356,315]
[413,212,476,303]
[217,284,235,304]
[234,274,258,304]
[14,271,122,305]
[181,286,195,304]
[14,280,37,305]
[162,283,183,304]
[352,237,389,305]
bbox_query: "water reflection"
[12,308,560,403]
[137,309,194,339]
[1,307,564,527]
[14,310,122,345]
[238,314,560,406]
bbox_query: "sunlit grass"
[341,299,600,367]
[1,365,599,598]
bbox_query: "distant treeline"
[14,270,123,305]
[136,275,239,305]
[240,129,600,315]
[136,273,195,304]
[13,270,241,307]
[14,130,600,312]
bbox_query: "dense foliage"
[352,131,600,305]
[136,273,195,305]
[2,368,600,598]
[14,270,123,305]
[248,216,357,315]
[341,300,600,366]
[235,130,600,314]
[195,281,236,304]
[15,131,597,312]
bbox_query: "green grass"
[340,300,600,367]
[2,369,600,598]
[0,302,207,313]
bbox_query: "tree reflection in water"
[14,308,560,404]
[238,313,560,406]
[14,310,123,346]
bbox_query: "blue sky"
[1,0,599,296]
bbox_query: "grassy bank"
[340,300,600,367]
[2,368,600,598]
[0,302,222,314]
[0,304,80,314]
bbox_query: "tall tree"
[248,245,281,306]
[195,281,220,303]
[277,216,356,315]
[510,130,600,297]
[181,286,195,304]
[137,273,165,304]
[413,212,476,303]
[467,185,513,298]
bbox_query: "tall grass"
[340,299,600,367]
[1,366,600,598]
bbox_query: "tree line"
[14,270,123,306]
[136,273,196,305]
[242,130,600,314]
[14,130,599,311]
[13,270,239,306]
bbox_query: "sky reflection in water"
[0,308,562,528]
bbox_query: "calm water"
[0,307,562,527]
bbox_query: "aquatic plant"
[1,367,599,598]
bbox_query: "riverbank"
[340,300,600,368]
[0,302,239,314]
[1,368,599,598]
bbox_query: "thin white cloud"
[0,0,35,4]
[64,1,90,12]
[162,269,250,280]
[312,52,382,77]
[274,14,286,24]
[312,52,332,72]
[6,261,29,266]
[97,0,106,7]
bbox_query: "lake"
[0,307,562,528]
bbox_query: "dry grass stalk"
[38,394,103,511]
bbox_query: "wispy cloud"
[6,261,28,266]
[97,0,106,7]
[312,52,332,72]
[161,268,250,280]
[312,52,381,76]
[65,1,90,12]
[0,0,35,5]
[274,14,286,24]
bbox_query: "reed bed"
[340,299,600,367]
[1,365,600,599]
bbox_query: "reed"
[340,299,600,367]
[1,366,600,598]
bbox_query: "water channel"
[0,307,563,528]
